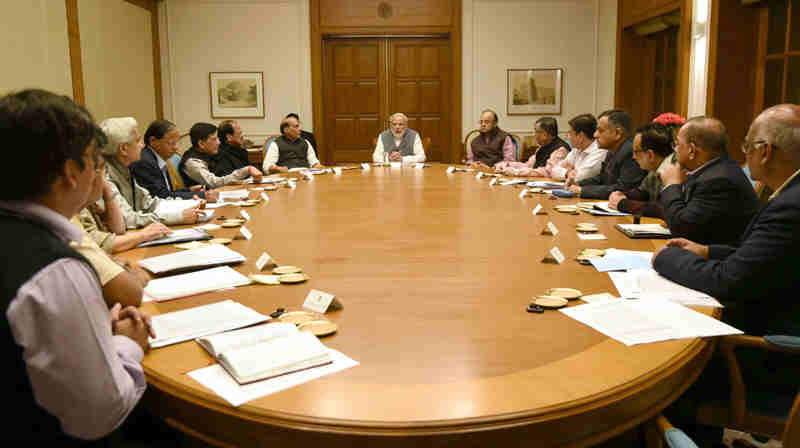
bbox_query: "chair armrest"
[765,335,800,351]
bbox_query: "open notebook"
[149,300,269,348]
[138,244,246,274]
[197,323,332,385]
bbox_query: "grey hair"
[764,119,800,161]
[389,112,408,123]
[99,117,138,156]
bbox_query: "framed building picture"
[209,72,265,118]
[507,68,563,115]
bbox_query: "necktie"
[166,161,185,191]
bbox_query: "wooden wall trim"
[310,0,324,163]
[677,0,693,117]
[65,0,85,105]
[706,0,720,116]
[451,0,462,164]
[614,0,624,108]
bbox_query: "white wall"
[161,0,313,142]
[0,1,72,97]
[462,0,617,140]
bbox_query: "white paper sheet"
[138,244,246,274]
[149,300,269,348]
[219,189,250,201]
[560,299,741,346]
[577,233,607,240]
[608,268,723,307]
[154,199,201,216]
[144,266,252,301]
[188,349,359,407]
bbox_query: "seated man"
[0,89,151,443]
[607,122,675,218]
[180,122,262,187]
[372,112,426,164]
[658,117,760,245]
[652,104,800,445]
[286,113,318,157]
[101,117,204,229]
[131,119,218,202]
[467,109,514,168]
[214,119,252,176]
[496,116,569,176]
[567,109,647,199]
[550,114,606,183]
[263,116,322,173]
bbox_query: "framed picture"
[209,72,265,118]
[507,68,563,115]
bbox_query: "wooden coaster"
[262,185,279,191]
[554,205,579,214]
[240,200,258,207]
[546,288,583,300]
[579,248,606,257]
[220,221,242,228]
[174,241,209,250]
[248,274,280,285]
[277,273,308,283]
[209,238,232,245]
[278,311,316,325]
[576,223,599,233]
[531,296,569,309]
[273,265,302,275]
[298,320,338,337]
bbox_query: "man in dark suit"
[653,104,800,444]
[285,113,318,158]
[567,109,647,199]
[658,117,760,245]
[131,120,218,202]
[214,119,253,176]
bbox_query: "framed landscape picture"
[209,72,265,118]
[507,68,563,115]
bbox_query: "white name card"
[240,210,251,221]
[361,163,370,170]
[240,226,253,240]
[547,221,559,236]
[256,252,273,271]
[475,172,484,180]
[288,180,297,189]
[489,177,498,186]
[520,188,529,198]
[415,163,425,169]
[390,162,402,168]
[532,204,543,215]
[303,289,337,313]
[550,247,566,264]
[333,167,343,175]
[260,192,269,201]
[446,166,456,173]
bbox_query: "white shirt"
[263,138,320,171]
[551,140,607,183]
[372,133,426,164]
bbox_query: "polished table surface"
[134,164,716,447]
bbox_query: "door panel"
[323,37,450,163]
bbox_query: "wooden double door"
[323,37,451,164]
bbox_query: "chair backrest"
[509,133,522,161]
[784,392,800,446]
[462,129,481,163]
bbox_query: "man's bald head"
[754,104,800,162]
[681,117,728,155]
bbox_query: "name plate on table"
[288,180,297,189]
[476,172,484,180]
[541,221,559,236]
[542,246,566,264]
[333,167,343,175]
[532,204,543,215]
[489,177,498,186]
[415,163,425,169]
[261,192,269,201]
[256,252,274,271]
[447,166,456,173]
[303,289,342,313]
[361,163,370,170]
[240,226,253,240]
[240,210,251,221]
[520,188,529,198]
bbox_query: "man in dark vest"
[214,119,254,176]
[264,115,322,173]
[372,112,426,164]
[468,109,514,168]
[0,89,153,444]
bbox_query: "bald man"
[653,105,800,444]
[658,117,760,245]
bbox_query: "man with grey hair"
[372,112,426,164]
[657,116,760,245]
[101,117,204,229]
[652,104,800,446]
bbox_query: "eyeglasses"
[741,140,769,155]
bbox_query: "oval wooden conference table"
[134,164,717,447]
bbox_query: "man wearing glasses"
[657,116,760,245]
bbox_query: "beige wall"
[462,0,618,140]
[161,0,313,143]
[79,0,157,131]
[0,1,72,97]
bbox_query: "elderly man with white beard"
[372,112,426,164]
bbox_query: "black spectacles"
[741,140,768,155]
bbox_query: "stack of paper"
[144,266,252,301]
[616,223,672,239]
[526,181,565,189]
[577,202,632,216]
[149,300,269,348]
[137,228,212,248]
[560,299,741,345]
[589,248,653,272]
[218,189,250,201]
[608,268,723,307]
[138,244,246,274]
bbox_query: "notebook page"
[197,322,298,357]
[149,300,269,348]
[144,266,252,301]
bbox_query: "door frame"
[310,0,462,163]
